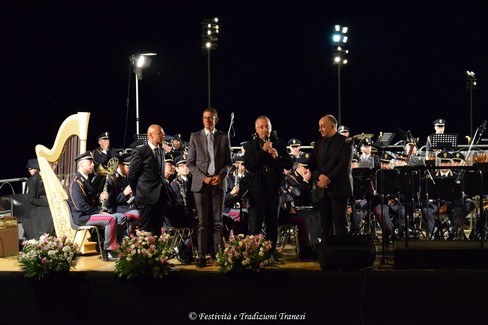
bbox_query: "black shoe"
[196,257,207,268]
[103,250,117,262]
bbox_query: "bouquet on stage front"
[114,229,173,279]
[18,234,81,280]
[217,232,280,274]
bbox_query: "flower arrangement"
[18,234,81,280]
[216,232,281,274]
[114,229,173,279]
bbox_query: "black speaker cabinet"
[317,235,376,271]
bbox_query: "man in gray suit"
[187,108,231,267]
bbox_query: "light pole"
[130,53,157,135]
[332,25,349,126]
[201,17,219,108]
[465,70,477,139]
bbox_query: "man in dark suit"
[243,116,294,249]
[309,114,353,237]
[187,108,231,267]
[128,124,167,236]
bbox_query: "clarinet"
[99,157,119,213]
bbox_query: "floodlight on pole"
[201,17,219,107]
[332,25,348,126]
[465,70,477,139]
[130,52,157,135]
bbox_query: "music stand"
[352,168,373,200]
[374,132,396,149]
[431,133,458,151]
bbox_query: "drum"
[474,151,488,163]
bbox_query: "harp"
[35,112,94,253]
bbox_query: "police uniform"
[105,153,140,235]
[374,152,406,243]
[421,152,465,239]
[283,153,320,259]
[67,151,126,259]
[93,132,118,173]
[288,138,304,164]
[426,118,447,152]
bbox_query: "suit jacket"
[187,129,231,192]
[243,134,294,194]
[309,132,353,199]
[128,143,164,205]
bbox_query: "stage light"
[331,25,349,125]
[130,52,157,135]
[201,17,220,107]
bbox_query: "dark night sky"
[1,0,488,180]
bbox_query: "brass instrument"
[100,157,119,212]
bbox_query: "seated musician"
[223,155,250,236]
[67,151,126,261]
[358,138,378,168]
[373,153,406,245]
[421,152,465,240]
[169,156,198,264]
[168,156,198,228]
[105,153,140,236]
[425,118,447,153]
[282,154,319,260]
[92,132,118,174]
[349,154,373,235]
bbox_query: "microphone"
[264,135,270,142]
[230,112,235,122]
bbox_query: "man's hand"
[317,174,331,188]
[123,185,132,196]
[210,175,222,186]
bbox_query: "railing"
[0,177,28,216]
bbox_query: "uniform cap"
[288,138,302,147]
[452,152,465,161]
[295,153,310,166]
[380,153,393,163]
[175,155,187,166]
[97,132,110,140]
[338,125,350,134]
[437,151,453,161]
[433,118,446,126]
[75,151,94,163]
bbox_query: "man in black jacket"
[309,114,353,237]
[128,124,167,236]
[243,116,294,248]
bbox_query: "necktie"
[155,147,162,170]
[207,132,215,175]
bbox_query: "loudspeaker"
[316,235,376,271]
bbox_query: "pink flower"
[41,257,47,264]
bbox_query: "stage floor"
[2,242,488,324]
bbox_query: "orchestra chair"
[67,203,105,261]
[166,227,197,260]
[277,224,300,255]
